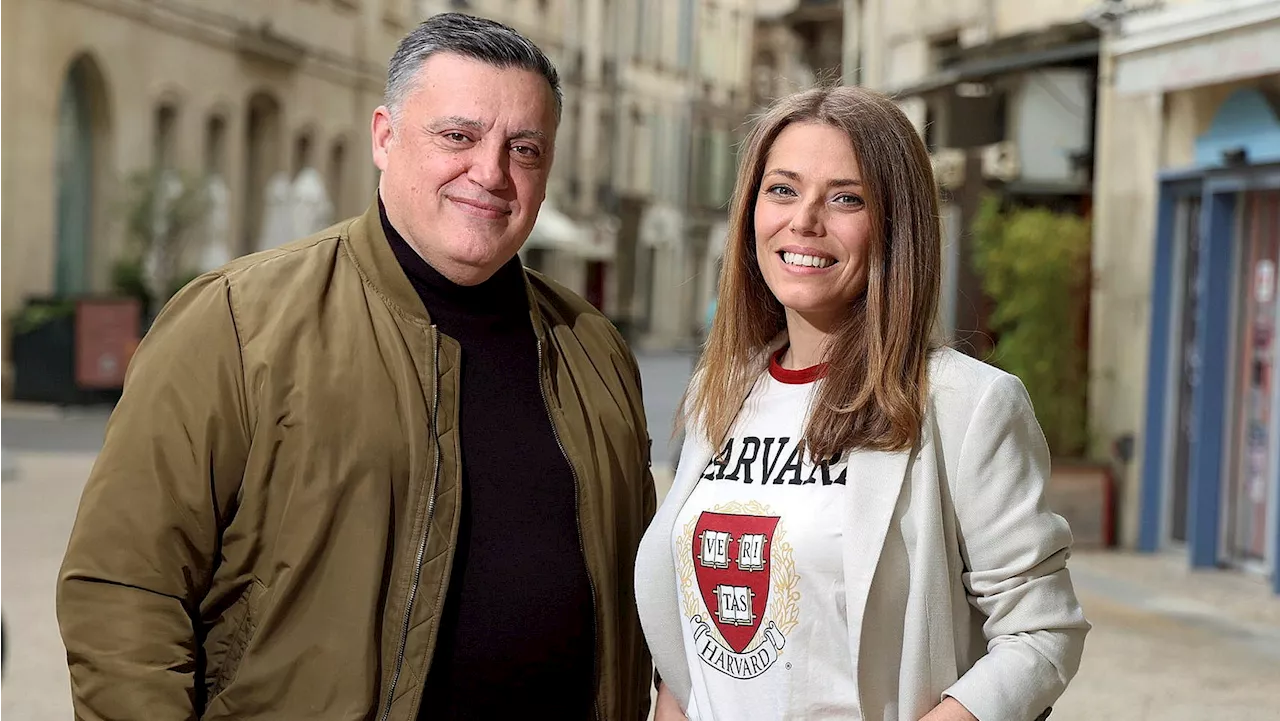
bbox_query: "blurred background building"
[1090,0,1280,589]
[848,0,1280,593]
[3,0,1280,595]
[4,4,1280,719]
[0,0,757,367]
[2,0,404,314]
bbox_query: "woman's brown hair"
[683,85,942,459]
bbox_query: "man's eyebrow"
[425,116,548,143]
[426,116,485,132]
[510,128,549,143]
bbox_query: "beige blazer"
[634,347,1090,721]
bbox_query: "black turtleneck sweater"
[380,201,596,718]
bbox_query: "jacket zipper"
[379,326,442,721]
[536,337,602,721]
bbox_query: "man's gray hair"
[384,13,562,120]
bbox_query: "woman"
[634,85,1089,721]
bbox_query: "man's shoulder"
[217,217,356,288]
[525,268,630,353]
[524,267,602,317]
[170,217,361,340]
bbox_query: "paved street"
[1059,554,1280,720]
[636,351,697,474]
[2,451,97,720]
[3,352,1280,719]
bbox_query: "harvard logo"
[679,508,799,679]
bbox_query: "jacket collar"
[344,200,549,337]
[345,201,434,327]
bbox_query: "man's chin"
[438,251,517,286]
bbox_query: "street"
[3,353,1279,719]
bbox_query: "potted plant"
[116,165,210,324]
[972,194,1114,547]
[8,167,209,404]
[8,298,80,404]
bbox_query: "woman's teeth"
[782,252,835,269]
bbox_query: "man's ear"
[371,106,394,172]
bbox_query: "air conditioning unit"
[930,149,966,189]
[981,141,1020,182]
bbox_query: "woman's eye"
[765,185,796,197]
[835,194,865,207]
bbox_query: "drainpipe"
[841,0,861,85]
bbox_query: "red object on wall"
[75,297,142,389]
[586,261,607,311]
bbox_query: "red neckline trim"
[769,347,828,384]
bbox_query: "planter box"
[1047,460,1115,549]
[10,296,140,406]
[11,302,78,404]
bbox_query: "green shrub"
[110,258,150,308]
[116,166,210,317]
[10,300,76,335]
[972,194,1092,457]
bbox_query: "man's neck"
[378,195,529,320]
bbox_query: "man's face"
[372,53,557,286]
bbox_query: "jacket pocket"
[208,579,267,700]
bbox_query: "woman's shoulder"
[926,346,1026,419]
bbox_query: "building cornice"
[63,0,386,91]
[1112,0,1280,56]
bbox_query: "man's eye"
[512,145,540,157]
[444,132,470,143]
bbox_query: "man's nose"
[467,139,509,192]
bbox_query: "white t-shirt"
[672,358,860,720]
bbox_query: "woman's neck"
[781,308,835,369]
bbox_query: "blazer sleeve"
[56,274,252,720]
[941,373,1090,721]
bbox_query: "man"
[57,13,656,720]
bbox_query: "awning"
[525,203,613,260]
[889,39,1100,98]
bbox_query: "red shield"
[692,511,780,653]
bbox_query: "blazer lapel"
[841,446,913,719]
[637,435,717,706]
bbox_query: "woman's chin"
[774,294,837,316]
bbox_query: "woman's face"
[753,121,872,329]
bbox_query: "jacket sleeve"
[942,374,1090,721]
[57,274,252,721]
[614,333,658,525]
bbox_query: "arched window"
[54,54,112,295]
[328,138,347,218]
[205,114,227,178]
[293,128,314,177]
[153,102,179,171]
[243,91,283,253]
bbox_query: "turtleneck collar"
[379,195,529,321]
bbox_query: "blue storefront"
[1139,87,1280,594]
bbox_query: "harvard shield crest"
[683,510,793,679]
